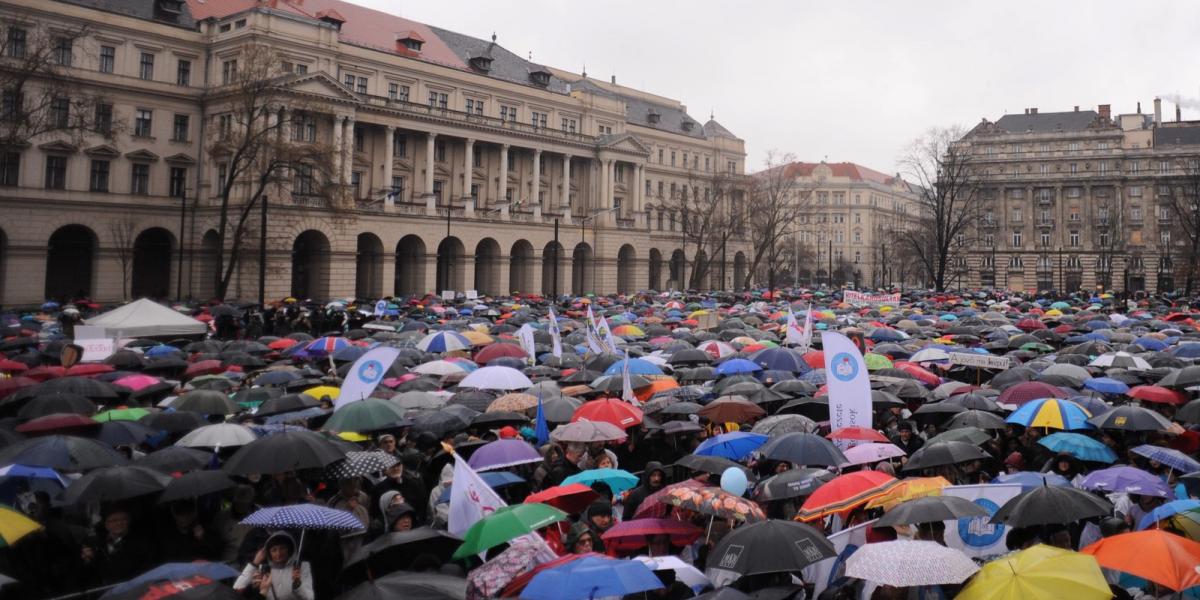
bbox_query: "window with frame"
[1066,187,1081,198]
[465,99,483,115]
[470,183,479,199]
[218,114,232,139]
[134,109,152,137]
[1159,160,1171,174]
[1131,207,1142,221]
[0,151,17,186]
[6,27,25,58]
[984,233,995,247]
[49,96,70,128]
[139,52,155,80]
[44,155,66,189]
[530,111,546,128]
[1068,142,1080,152]
[392,176,404,196]
[472,150,482,168]
[1128,185,1142,197]
[292,112,316,142]
[433,180,444,203]
[356,77,367,94]
[657,149,663,163]
[670,152,676,166]
[0,90,20,121]
[1099,232,1110,247]
[354,127,364,152]
[657,181,663,197]
[345,73,355,88]
[1012,231,1022,247]
[1130,161,1140,174]
[350,171,361,198]
[561,117,576,133]
[1039,232,1050,246]
[1011,207,1022,222]
[89,159,108,191]
[500,105,517,122]
[169,166,186,197]
[172,114,189,141]
[293,164,315,195]
[393,133,406,158]
[1008,256,1023,269]
[216,162,227,190]
[99,46,114,73]
[221,59,237,84]
[130,163,150,195]
[428,91,448,109]
[295,64,307,74]
[435,141,445,162]
[1157,184,1170,196]
[176,59,191,86]
[1069,231,1080,246]
[388,83,409,102]
[54,37,72,66]
[727,160,736,173]
[1160,229,1171,245]
[1069,163,1078,174]
[645,179,651,195]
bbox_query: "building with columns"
[0,0,750,307]
[957,100,1199,294]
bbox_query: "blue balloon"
[720,466,748,497]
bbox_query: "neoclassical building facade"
[0,0,750,307]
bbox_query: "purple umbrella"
[467,439,542,471]
[1081,465,1173,498]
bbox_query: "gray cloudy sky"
[362,0,1200,175]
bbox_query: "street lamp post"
[580,206,620,294]
[176,186,188,299]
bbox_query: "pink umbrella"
[843,442,907,466]
[112,374,163,392]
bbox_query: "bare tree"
[896,127,981,292]
[655,167,746,290]
[742,150,807,291]
[109,219,138,301]
[206,44,340,299]
[0,20,115,154]
[1164,156,1200,294]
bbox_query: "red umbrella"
[66,364,114,378]
[892,362,941,387]
[525,483,601,515]
[1128,385,1188,406]
[112,374,163,392]
[23,366,66,381]
[802,351,825,370]
[475,343,529,364]
[796,470,899,522]
[1016,318,1047,332]
[633,479,706,519]
[600,517,703,551]
[571,398,643,429]
[827,426,888,443]
[15,412,100,434]
[0,359,27,373]
[267,338,298,350]
[185,360,225,379]
[996,381,1068,406]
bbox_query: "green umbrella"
[1050,301,1071,310]
[1019,342,1055,353]
[94,407,151,422]
[864,353,894,371]
[323,398,409,433]
[451,503,567,559]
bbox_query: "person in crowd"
[623,462,667,521]
[233,531,314,600]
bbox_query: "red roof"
[782,161,900,186]
[186,0,466,69]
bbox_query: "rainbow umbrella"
[1005,398,1093,430]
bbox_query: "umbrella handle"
[705,514,713,545]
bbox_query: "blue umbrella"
[991,471,1071,491]
[1005,398,1094,430]
[1169,344,1200,359]
[1083,377,1129,395]
[694,431,768,461]
[1131,444,1200,474]
[240,503,365,531]
[102,562,240,597]
[1137,499,1200,530]
[1135,337,1168,351]
[522,555,663,600]
[1080,466,1172,498]
[602,358,664,377]
[751,348,811,373]
[1038,432,1117,463]
[145,345,182,358]
[868,328,907,342]
[715,358,762,376]
[417,331,472,353]
[800,369,826,385]
[437,471,525,503]
[562,468,640,495]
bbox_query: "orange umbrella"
[1081,530,1200,591]
[802,351,825,370]
[796,470,899,522]
[635,377,680,402]
[865,476,952,511]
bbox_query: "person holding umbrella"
[233,530,314,600]
[77,506,156,587]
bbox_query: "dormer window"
[681,121,694,132]
[469,55,492,73]
[647,110,661,125]
[155,0,183,22]
[396,31,424,52]
[316,9,345,30]
[529,67,551,87]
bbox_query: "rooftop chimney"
[1177,104,1182,122]
[1099,104,1111,121]
[1154,97,1162,125]
[1030,107,1038,115]
[1074,106,1079,112]
[611,75,616,85]
[1137,101,1142,114]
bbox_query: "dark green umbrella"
[451,503,567,559]
[323,399,410,433]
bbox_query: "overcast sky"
[362,0,1200,175]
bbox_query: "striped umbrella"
[417,331,472,353]
[305,336,352,356]
[797,470,899,522]
[1005,398,1093,430]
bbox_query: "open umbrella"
[1037,432,1117,463]
[956,544,1111,600]
[323,398,410,433]
[328,451,399,480]
[1088,405,1174,432]
[136,446,212,473]
[523,483,600,515]
[451,503,567,559]
[467,439,542,471]
[1081,529,1200,591]
[521,555,663,600]
[990,485,1113,527]
[865,476,952,510]
[459,366,532,391]
[341,528,462,585]
[694,431,768,461]
[550,420,627,443]
[706,520,833,580]
[600,518,703,551]
[757,432,848,467]
[1134,499,1200,530]
[222,430,345,475]
[336,571,468,600]
[102,562,240,598]
[0,435,127,470]
[241,503,365,531]
[663,486,766,523]
[1079,465,1171,497]
[842,442,906,466]
[0,505,42,547]
[63,465,171,504]
[563,468,640,495]
[901,441,990,472]
[1131,444,1200,473]
[796,470,898,522]
[845,540,978,586]
[159,470,235,503]
[753,468,834,502]
[1005,398,1092,430]
[176,423,258,449]
[697,396,765,423]
[875,495,989,527]
[171,390,238,415]
[571,398,643,429]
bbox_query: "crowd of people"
[1,288,1200,599]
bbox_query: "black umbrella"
[910,402,965,424]
[16,392,97,420]
[1156,366,1200,389]
[875,495,990,527]
[470,411,528,428]
[446,390,495,412]
[410,411,470,438]
[948,393,1003,413]
[340,528,462,585]
[232,386,284,405]
[927,427,992,446]
[540,396,582,423]
[668,348,711,366]
[1178,399,1200,424]
[159,470,235,502]
[674,454,752,477]
[757,432,848,467]
[706,520,834,577]
[140,411,207,433]
[172,390,239,415]
[944,409,1008,430]
[1088,405,1174,432]
[7,377,119,404]
[63,465,172,504]
[901,441,990,472]
[136,446,213,472]
[654,401,704,417]
[990,484,1113,527]
[770,379,817,398]
[753,468,835,502]
[589,373,651,393]
[93,420,157,447]
[255,393,321,417]
[334,571,467,600]
[222,430,346,475]
[0,435,128,470]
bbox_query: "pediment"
[597,132,651,155]
[434,164,452,177]
[38,140,78,153]
[164,153,196,165]
[280,72,360,102]
[84,144,120,158]
[125,149,160,162]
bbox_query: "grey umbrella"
[757,432,848,467]
[902,441,991,472]
[64,465,172,504]
[875,495,990,527]
[990,484,1113,527]
[171,389,239,415]
[945,410,1008,430]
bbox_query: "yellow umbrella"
[336,431,370,443]
[866,476,951,511]
[0,506,41,547]
[461,330,494,347]
[302,385,341,400]
[688,309,710,319]
[956,544,1110,600]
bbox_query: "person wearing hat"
[622,462,667,521]
[583,500,614,552]
[890,421,924,457]
[562,521,598,555]
[384,503,416,533]
[233,530,313,600]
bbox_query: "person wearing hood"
[622,461,667,521]
[562,521,598,555]
[583,500,613,553]
[233,531,314,600]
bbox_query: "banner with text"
[821,331,873,432]
[842,290,901,306]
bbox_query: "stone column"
[342,117,355,186]
[635,164,645,212]
[561,154,572,211]
[497,144,509,206]
[278,108,291,182]
[531,149,542,210]
[462,138,474,201]
[330,115,344,185]
[424,132,437,198]
[382,126,395,208]
[603,159,614,225]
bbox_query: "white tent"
[84,298,208,339]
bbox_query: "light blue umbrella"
[521,555,663,600]
[602,358,664,377]
[991,471,1071,491]
[715,358,763,376]
[563,468,640,495]
[417,330,473,353]
[1136,499,1200,530]
[1037,432,1117,463]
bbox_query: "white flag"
[334,346,400,410]
[620,349,640,406]
[517,323,537,365]
[547,307,563,358]
[584,305,605,354]
[785,306,805,346]
[448,452,557,560]
[822,331,872,432]
[598,315,620,354]
[802,518,876,598]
